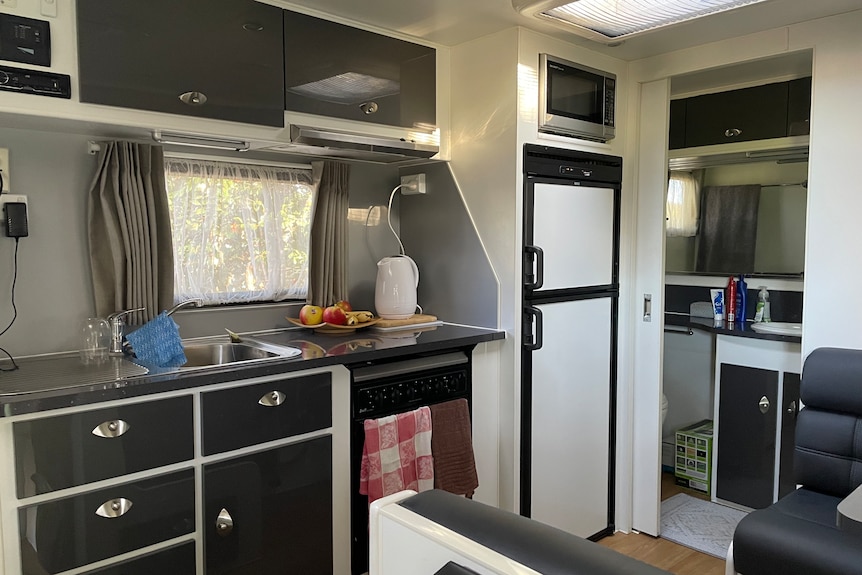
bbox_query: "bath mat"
[660,493,748,559]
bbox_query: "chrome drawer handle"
[759,395,770,414]
[95,498,133,518]
[216,508,234,536]
[259,391,285,407]
[92,419,130,438]
[725,128,743,137]
[179,91,207,106]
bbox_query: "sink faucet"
[107,307,145,356]
[166,298,204,316]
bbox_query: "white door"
[532,183,615,290]
[530,297,612,537]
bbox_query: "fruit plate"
[286,317,381,334]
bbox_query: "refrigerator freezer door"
[530,297,612,538]
[531,182,615,290]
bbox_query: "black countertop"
[665,313,802,343]
[0,323,505,417]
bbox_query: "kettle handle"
[403,255,420,288]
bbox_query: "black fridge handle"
[524,245,544,291]
[524,306,543,351]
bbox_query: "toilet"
[661,393,669,426]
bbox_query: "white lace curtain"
[666,171,700,237]
[164,158,315,305]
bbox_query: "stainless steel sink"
[180,341,301,368]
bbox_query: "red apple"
[335,300,352,312]
[322,305,347,325]
[299,304,324,325]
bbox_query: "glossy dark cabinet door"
[201,373,331,456]
[80,542,196,574]
[204,436,333,574]
[684,82,789,147]
[14,396,193,497]
[19,469,195,574]
[716,364,778,509]
[77,0,285,127]
[787,77,812,136]
[778,372,801,498]
[283,10,436,130]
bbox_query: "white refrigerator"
[521,144,621,540]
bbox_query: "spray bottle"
[754,287,771,323]
[736,275,747,322]
[726,276,736,323]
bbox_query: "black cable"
[0,237,20,371]
[0,169,4,194]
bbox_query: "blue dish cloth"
[125,312,187,368]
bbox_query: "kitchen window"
[164,157,315,305]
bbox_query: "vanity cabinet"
[76,0,285,127]
[669,77,812,149]
[713,335,801,509]
[80,543,196,575]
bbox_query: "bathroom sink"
[181,341,300,368]
[750,322,802,336]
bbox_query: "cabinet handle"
[787,400,797,417]
[259,390,286,407]
[216,508,234,536]
[95,498,133,518]
[179,91,208,106]
[724,128,743,137]
[759,395,770,414]
[92,419,130,438]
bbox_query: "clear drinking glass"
[80,317,110,363]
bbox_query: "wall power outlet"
[400,173,426,195]
[0,148,10,193]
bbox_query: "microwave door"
[529,182,616,292]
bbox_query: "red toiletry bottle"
[726,276,737,322]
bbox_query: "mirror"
[666,160,808,277]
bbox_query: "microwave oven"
[538,53,616,142]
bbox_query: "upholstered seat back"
[794,347,862,498]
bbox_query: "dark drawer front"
[81,542,196,574]
[14,396,194,497]
[19,469,195,574]
[201,373,331,456]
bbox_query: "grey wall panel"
[399,162,498,328]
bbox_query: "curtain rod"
[760,180,808,188]
[87,141,313,171]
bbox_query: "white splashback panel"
[532,182,615,290]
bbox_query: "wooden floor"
[597,473,727,575]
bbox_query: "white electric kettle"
[375,255,419,319]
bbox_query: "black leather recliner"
[729,347,862,575]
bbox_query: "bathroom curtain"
[695,184,761,274]
[307,161,350,307]
[87,142,174,324]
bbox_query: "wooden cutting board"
[374,314,438,328]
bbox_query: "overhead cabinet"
[76,0,285,127]
[283,10,436,131]
[669,77,811,149]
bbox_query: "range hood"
[259,125,439,164]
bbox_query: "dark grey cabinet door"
[80,542,196,574]
[77,0,285,127]
[283,10,435,130]
[203,436,333,575]
[716,363,778,509]
[778,372,801,498]
[787,77,812,136]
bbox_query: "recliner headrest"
[801,347,862,415]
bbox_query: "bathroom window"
[164,157,315,305]
[666,171,700,237]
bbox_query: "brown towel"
[430,399,479,497]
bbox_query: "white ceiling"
[269,0,862,60]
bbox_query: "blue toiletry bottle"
[737,275,747,323]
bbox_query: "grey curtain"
[87,142,174,324]
[696,184,761,274]
[307,160,350,307]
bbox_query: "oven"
[348,350,472,575]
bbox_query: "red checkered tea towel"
[359,406,434,504]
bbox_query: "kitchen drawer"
[80,542,195,574]
[18,469,195,574]
[201,373,331,456]
[14,396,193,497]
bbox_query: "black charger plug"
[4,202,28,238]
